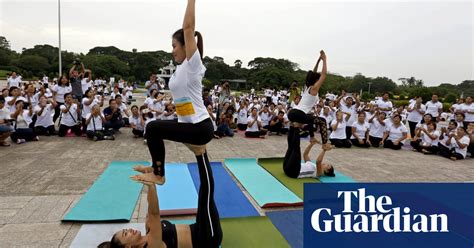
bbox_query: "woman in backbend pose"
[133,0,214,185]
[99,156,223,248]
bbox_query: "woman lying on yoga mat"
[99,152,223,248]
[133,0,214,185]
[284,138,335,179]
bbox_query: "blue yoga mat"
[158,163,199,216]
[224,158,302,208]
[187,162,260,218]
[318,170,356,183]
[267,210,304,248]
[63,161,148,222]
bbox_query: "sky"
[0,0,472,86]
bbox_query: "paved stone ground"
[0,88,472,247]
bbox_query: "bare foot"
[131,173,166,185]
[450,157,457,161]
[133,165,154,174]
[291,122,303,128]
[184,143,207,155]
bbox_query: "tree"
[398,77,424,87]
[234,59,242,68]
[14,55,50,75]
[0,36,10,50]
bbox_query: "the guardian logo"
[311,188,449,233]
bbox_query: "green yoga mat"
[72,217,289,247]
[224,158,302,208]
[221,216,290,247]
[63,161,148,222]
[258,158,357,199]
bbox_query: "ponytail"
[172,29,204,60]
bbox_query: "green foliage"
[393,100,410,107]
[443,93,458,103]
[13,55,50,75]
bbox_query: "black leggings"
[245,130,267,138]
[10,128,36,142]
[438,143,465,160]
[287,109,328,143]
[190,152,223,248]
[351,138,370,148]
[34,125,56,136]
[132,129,144,137]
[330,138,352,148]
[283,126,302,178]
[410,140,439,153]
[145,118,214,176]
[369,136,383,148]
[237,123,247,131]
[408,121,418,138]
[53,102,64,123]
[383,140,402,150]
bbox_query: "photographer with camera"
[103,98,125,133]
[0,96,14,146]
[58,93,82,137]
[69,59,85,102]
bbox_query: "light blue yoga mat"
[188,162,259,218]
[158,163,199,216]
[63,161,148,222]
[318,170,357,183]
[224,158,302,208]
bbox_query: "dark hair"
[449,120,458,127]
[305,71,321,87]
[109,99,116,105]
[420,113,432,124]
[64,93,72,99]
[392,114,401,120]
[455,112,465,119]
[8,86,18,96]
[458,126,467,133]
[59,75,70,86]
[97,234,124,248]
[131,105,138,110]
[85,89,92,97]
[382,92,390,97]
[115,95,122,100]
[427,122,437,130]
[172,29,204,60]
[324,165,336,177]
[358,111,366,117]
[278,111,285,115]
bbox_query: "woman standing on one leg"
[133,0,215,185]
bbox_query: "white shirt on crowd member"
[351,121,370,140]
[369,118,386,138]
[329,119,347,139]
[377,99,393,115]
[259,111,272,126]
[420,130,440,146]
[59,104,79,127]
[7,76,21,89]
[82,97,100,119]
[130,115,144,131]
[386,123,408,141]
[461,102,474,122]
[81,78,92,94]
[425,100,443,118]
[407,102,426,123]
[246,116,261,132]
[34,104,54,127]
[339,103,357,127]
[450,135,470,158]
[52,84,72,103]
[86,113,105,131]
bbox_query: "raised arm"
[183,0,198,60]
[144,183,165,248]
[310,51,327,96]
[303,140,316,162]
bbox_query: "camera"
[73,58,81,65]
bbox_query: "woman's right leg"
[408,121,417,138]
[369,136,381,147]
[35,126,47,136]
[244,131,260,138]
[58,125,69,137]
[283,126,302,178]
[146,119,214,177]
[53,102,63,123]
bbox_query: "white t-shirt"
[295,87,319,114]
[461,103,474,122]
[34,104,54,127]
[0,107,11,121]
[407,102,426,123]
[386,123,408,141]
[86,113,104,131]
[81,78,92,94]
[168,50,209,124]
[53,85,72,103]
[130,115,144,131]
[450,136,470,158]
[329,119,347,139]
[339,103,357,126]
[125,86,134,98]
[369,119,386,138]
[425,101,443,118]
[421,130,440,146]
[351,121,370,140]
[246,116,261,132]
[148,101,164,119]
[12,110,31,129]
[237,108,248,125]
[260,112,272,126]
[5,96,27,113]
[60,104,79,126]
[298,161,317,179]
[377,100,393,115]
[82,97,100,118]
[7,77,21,88]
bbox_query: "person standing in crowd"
[145,74,159,97]
[350,112,370,148]
[368,111,387,147]
[425,94,443,122]
[377,92,393,116]
[58,93,82,137]
[129,105,145,138]
[450,98,465,120]
[245,107,267,138]
[103,99,125,133]
[52,75,72,123]
[406,96,426,138]
[0,96,13,146]
[81,69,93,95]
[329,110,352,148]
[69,61,85,101]
[34,95,57,136]
[382,114,408,150]
[7,71,22,89]
[85,105,115,141]
[461,96,473,128]
[410,122,439,154]
[288,81,301,105]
